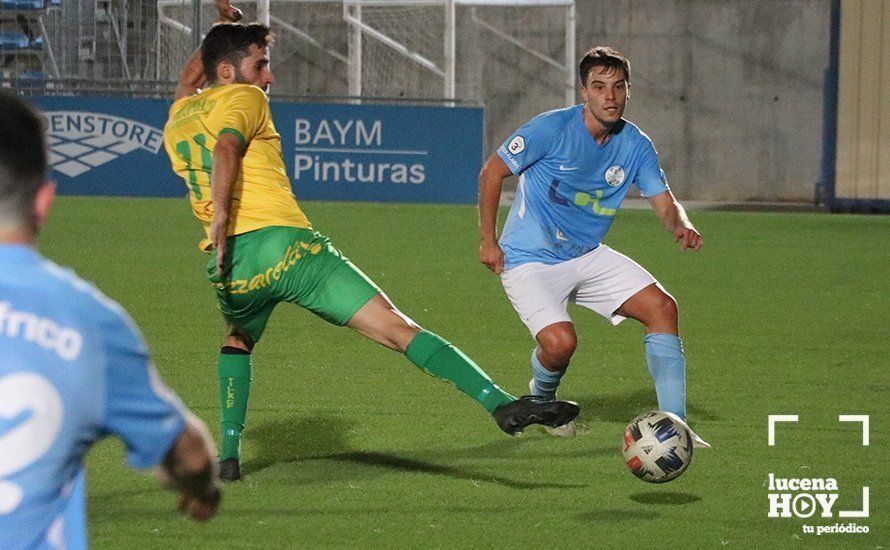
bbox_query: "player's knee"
[222,333,253,353]
[220,345,251,356]
[653,292,678,327]
[537,328,577,364]
[373,321,420,353]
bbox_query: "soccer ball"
[621,410,693,483]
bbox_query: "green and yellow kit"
[164,84,378,341]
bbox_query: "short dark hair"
[0,92,46,228]
[200,23,273,83]
[579,46,630,86]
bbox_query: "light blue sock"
[530,348,565,400]
[644,333,686,419]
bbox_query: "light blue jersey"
[0,245,186,550]
[497,104,669,269]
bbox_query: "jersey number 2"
[0,373,64,515]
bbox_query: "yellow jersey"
[163,84,311,251]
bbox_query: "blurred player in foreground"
[478,47,709,446]
[0,93,221,549]
[163,5,579,482]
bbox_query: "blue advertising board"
[31,95,483,204]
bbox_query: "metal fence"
[2,0,835,203]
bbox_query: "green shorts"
[207,226,380,343]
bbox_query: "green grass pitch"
[40,197,888,548]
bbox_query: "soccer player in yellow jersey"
[164,16,580,482]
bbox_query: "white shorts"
[500,245,658,338]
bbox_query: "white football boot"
[528,379,577,437]
[689,430,711,449]
[672,414,711,449]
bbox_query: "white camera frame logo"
[766,415,869,521]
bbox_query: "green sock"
[405,330,515,414]
[217,350,252,461]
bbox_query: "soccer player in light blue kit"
[478,47,709,446]
[0,93,222,549]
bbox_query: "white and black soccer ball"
[621,410,693,483]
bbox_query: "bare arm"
[647,190,702,251]
[173,1,243,100]
[209,133,246,276]
[157,413,221,522]
[174,49,206,101]
[478,153,513,275]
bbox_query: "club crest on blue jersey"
[605,165,626,187]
